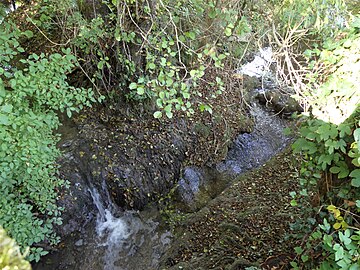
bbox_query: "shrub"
[0,21,97,261]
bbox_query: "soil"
[159,146,302,270]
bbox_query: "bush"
[288,11,360,269]
[0,21,98,261]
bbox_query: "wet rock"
[255,89,303,117]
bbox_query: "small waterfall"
[88,182,131,270]
[87,178,171,270]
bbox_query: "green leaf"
[0,114,10,125]
[66,109,72,118]
[129,82,137,90]
[97,61,104,70]
[339,231,351,246]
[350,169,360,179]
[1,104,13,113]
[137,87,145,95]
[114,30,121,41]
[350,169,360,187]
[338,124,352,137]
[182,92,190,99]
[165,111,173,118]
[148,63,156,69]
[290,199,297,206]
[23,30,33,38]
[334,244,344,261]
[301,255,309,262]
[218,54,226,60]
[188,31,196,40]
[225,27,232,36]
[153,111,162,118]
[208,10,217,19]
[354,128,360,151]
[190,70,197,77]
[356,200,360,208]
[318,123,338,140]
[294,246,303,255]
[330,166,341,174]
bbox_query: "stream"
[33,48,298,270]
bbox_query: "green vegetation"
[0,226,31,270]
[28,0,250,118]
[280,2,360,268]
[0,22,97,261]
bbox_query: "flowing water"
[87,181,172,270]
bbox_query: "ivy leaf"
[0,79,6,97]
[356,200,360,208]
[66,108,72,118]
[338,123,352,138]
[190,70,197,77]
[350,169,360,187]
[182,92,190,99]
[318,154,333,169]
[330,161,349,178]
[23,30,33,38]
[148,63,156,70]
[224,27,232,36]
[301,255,309,262]
[335,139,347,153]
[165,111,173,118]
[294,246,303,255]
[318,123,338,140]
[354,128,360,151]
[334,244,344,261]
[187,31,196,40]
[339,231,351,246]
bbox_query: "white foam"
[239,47,274,77]
[96,209,130,246]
